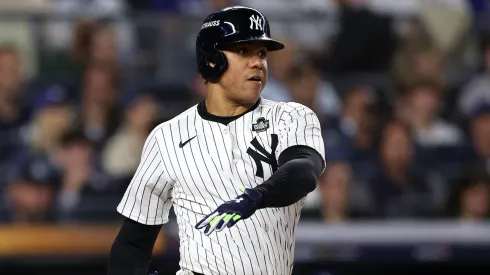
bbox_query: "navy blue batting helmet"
[196,6,285,82]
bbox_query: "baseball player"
[108,6,326,275]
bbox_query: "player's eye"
[258,50,267,58]
[238,47,249,55]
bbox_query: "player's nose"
[249,55,264,70]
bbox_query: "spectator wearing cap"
[101,90,159,180]
[1,155,59,224]
[0,85,72,215]
[24,84,73,155]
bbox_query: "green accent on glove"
[233,215,241,221]
[210,215,222,226]
[223,214,233,222]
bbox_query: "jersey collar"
[197,97,262,125]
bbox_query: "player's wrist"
[243,188,264,209]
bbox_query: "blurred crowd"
[0,0,490,226]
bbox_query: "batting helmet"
[196,6,285,82]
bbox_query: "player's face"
[220,43,268,104]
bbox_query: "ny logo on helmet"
[249,15,263,31]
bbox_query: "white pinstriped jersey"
[117,98,326,275]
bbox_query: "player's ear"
[208,62,216,68]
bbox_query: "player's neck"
[205,86,257,117]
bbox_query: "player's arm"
[251,103,326,207]
[252,145,323,207]
[108,219,162,275]
[108,128,173,275]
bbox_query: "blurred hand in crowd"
[56,131,94,194]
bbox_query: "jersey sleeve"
[117,128,174,225]
[275,102,326,170]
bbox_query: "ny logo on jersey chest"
[246,134,278,178]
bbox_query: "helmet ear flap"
[201,50,228,82]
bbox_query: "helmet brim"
[218,35,285,52]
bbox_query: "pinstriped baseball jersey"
[117,97,326,275]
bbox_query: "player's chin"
[242,82,263,99]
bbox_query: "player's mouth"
[247,75,263,83]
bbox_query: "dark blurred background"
[0,0,490,274]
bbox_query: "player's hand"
[195,186,263,235]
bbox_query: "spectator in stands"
[41,20,122,88]
[303,162,372,222]
[399,78,463,147]
[44,0,135,64]
[369,120,436,218]
[323,86,378,181]
[74,62,121,149]
[322,0,396,74]
[1,85,71,218]
[40,19,96,83]
[468,102,490,174]
[2,159,57,223]
[260,36,296,102]
[55,130,113,219]
[459,37,490,118]
[393,39,445,91]
[0,45,31,167]
[286,53,342,120]
[25,85,73,156]
[101,91,159,179]
[89,23,119,67]
[446,165,490,221]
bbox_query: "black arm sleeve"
[252,145,325,208]
[107,218,162,275]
